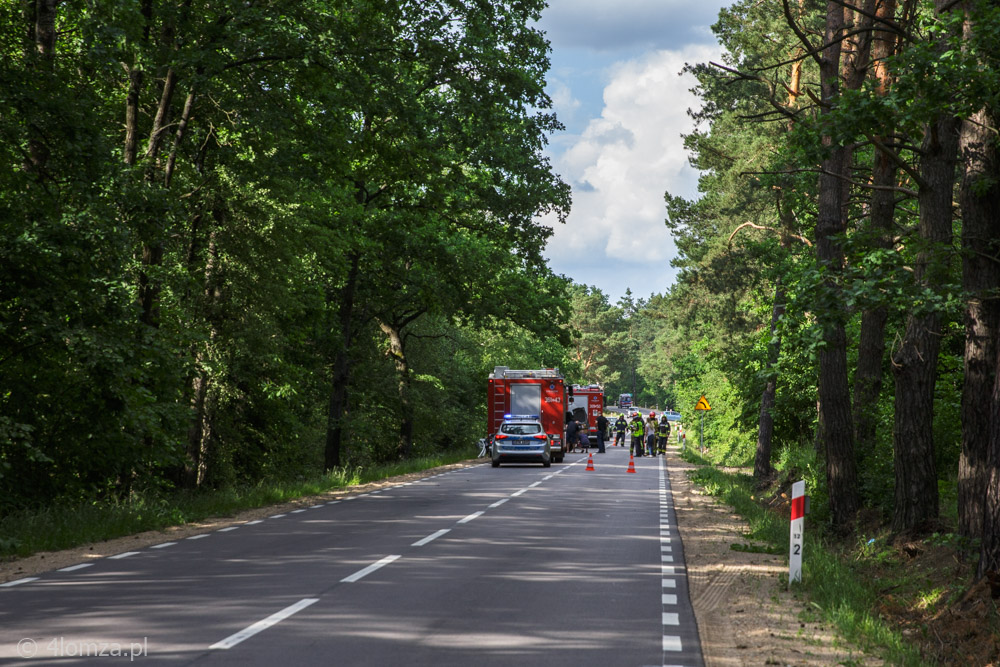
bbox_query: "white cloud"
[544,44,721,275]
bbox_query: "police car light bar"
[503,414,540,420]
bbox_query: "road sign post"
[789,480,805,584]
[693,395,710,454]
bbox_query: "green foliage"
[0,0,571,513]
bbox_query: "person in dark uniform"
[595,413,609,453]
[565,417,580,453]
[613,414,627,447]
[656,415,671,455]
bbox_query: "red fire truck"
[568,384,605,444]
[487,367,568,463]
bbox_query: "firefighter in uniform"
[656,414,671,455]
[613,414,627,447]
[629,412,645,456]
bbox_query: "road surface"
[1,448,703,667]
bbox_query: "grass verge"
[681,451,925,666]
[0,452,472,560]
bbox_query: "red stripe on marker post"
[791,494,804,521]
[789,480,805,584]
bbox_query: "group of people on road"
[565,412,610,454]
[566,409,674,457]
[612,411,671,457]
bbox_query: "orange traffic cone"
[626,454,636,473]
[585,452,595,471]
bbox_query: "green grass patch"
[685,462,925,666]
[0,452,471,560]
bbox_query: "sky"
[534,0,731,303]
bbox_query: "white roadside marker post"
[789,480,805,584]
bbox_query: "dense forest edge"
[3,1,1000,664]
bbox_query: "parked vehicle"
[568,384,604,443]
[491,414,551,467]
[487,367,567,462]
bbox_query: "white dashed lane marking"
[340,555,401,583]
[58,564,93,572]
[412,529,451,547]
[209,598,318,650]
[1,577,39,587]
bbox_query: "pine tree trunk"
[817,1,858,530]
[976,339,1000,580]
[755,280,784,480]
[852,0,896,458]
[958,11,1000,541]
[891,110,960,532]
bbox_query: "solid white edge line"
[58,563,94,572]
[341,555,401,583]
[108,551,140,560]
[457,511,483,524]
[209,598,319,650]
[412,529,451,547]
[1,577,39,587]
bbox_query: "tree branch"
[728,221,813,248]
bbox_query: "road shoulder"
[665,445,883,666]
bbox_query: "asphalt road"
[1,448,703,667]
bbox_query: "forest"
[3,0,1000,595]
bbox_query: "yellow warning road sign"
[694,395,711,411]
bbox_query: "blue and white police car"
[491,414,551,468]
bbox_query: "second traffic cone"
[626,454,636,473]
[585,452,595,471]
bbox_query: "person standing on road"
[613,414,627,447]
[656,415,671,456]
[595,413,609,453]
[566,417,580,453]
[629,412,645,456]
[645,412,658,458]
